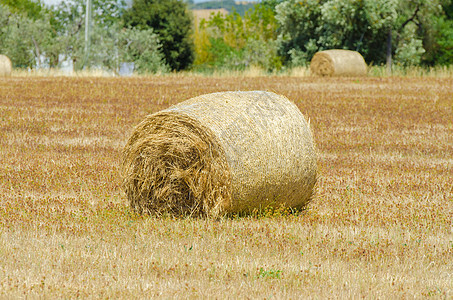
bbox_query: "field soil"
[0,76,452,298]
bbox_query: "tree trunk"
[31,36,41,68]
[84,0,92,69]
[386,29,392,75]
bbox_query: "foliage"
[0,0,167,73]
[275,0,448,67]
[394,23,425,66]
[275,0,399,66]
[0,5,53,68]
[123,0,194,71]
[430,17,453,65]
[0,0,45,19]
[193,3,282,72]
[422,1,453,65]
[49,0,128,70]
[118,27,169,74]
[393,0,442,66]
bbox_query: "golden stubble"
[0,75,452,298]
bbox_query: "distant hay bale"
[310,49,367,76]
[121,91,317,217]
[0,55,12,77]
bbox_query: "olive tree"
[275,0,444,67]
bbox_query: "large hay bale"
[121,91,317,217]
[0,55,12,77]
[310,49,367,76]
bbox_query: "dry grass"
[369,64,453,78]
[0,75,452,298]
[9,64,453,78]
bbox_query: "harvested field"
[0,75,452,298]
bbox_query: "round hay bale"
[310,49,367,76]
[121,91,317,217]
[0,55,12,77]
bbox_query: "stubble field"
[0,75,452,298]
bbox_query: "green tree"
[0,0,168,73]
[123,0,194,71]
[0,0,56,68]
[119,27,168,73]
[275,0,399,66]
[0,4,53,68]
[275,0,447,67]
[0,0,45,19]
[422,0,453,65]
[49,0,127,70]
[390,0,444,67]
[49,0,168,73]
[193,2,281,72]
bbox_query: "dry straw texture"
[0,55,12,77]
[310,49,367,76]
[122,91,317,217]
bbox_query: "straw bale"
[0,55,12,77]
[121,91,317,217]
[310,49,367,76]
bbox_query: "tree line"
[0,0,452,73]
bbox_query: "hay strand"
[122,91,317,217]
[310,49,367,76]
[0,55,12,77]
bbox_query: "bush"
[118,27,168,74]
[394,23,425,66]
[0,4,53,68]
[123,0,194,71]
[192,3,282,72]
[275,0,398,66]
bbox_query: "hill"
[192,8,229,27]
[190,0,257,15]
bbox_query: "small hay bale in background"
[0,55,12,77]
[121,91,317,217]
[310,49,367,76]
